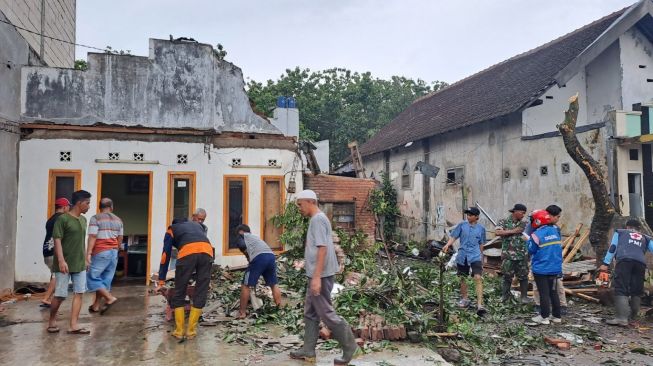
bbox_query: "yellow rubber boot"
[172,307,185,339]
[186,307,202,339]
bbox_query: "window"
[177,154,188,164]
[268,159,278,167]
[48,170,81,218]
[109,152,120,160]
[503,169,511,181]
[333,203,356,232]
[401,162,411,189]
[261,176,284,251]
[540,166,548,176]
[446,167,464,185]
[231,158,242,166]
[133,153,144,162]
[167,172,196,225]
[630,149,639,161]
[521,168,529,177]
[561,163,570,174]
[224,176,248,254]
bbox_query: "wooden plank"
[565,288,600,303]
[564,229,590,263]
[562,223,583,257]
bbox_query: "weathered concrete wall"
[586,41,623,123]
[0,10,33,290]
[523,39,624,136]
[364,114,608,258]
[21,39,281,135]
[0,0,75,68]
[16,137,301,283]
[522,72,588,136]
[620,28,653,109]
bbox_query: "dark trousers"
[613,259,646,297]
[171,253,213,308]
[534,274,561,318]
[304,276,346,329]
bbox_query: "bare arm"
[442,237,456,253]
[54,238,68,273]
[310,247,327,296]
[313,247,327,279]
[86,235,97,256]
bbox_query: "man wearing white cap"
[290,190,359,365]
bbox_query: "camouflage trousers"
[501,258,529,280]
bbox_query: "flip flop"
[67,328,90,335]
[100,300,117,315]
[88,306,100,313]
[47,326,60,333]
[39,303,51,308]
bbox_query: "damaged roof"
[360,7,629,156]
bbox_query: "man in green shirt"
[47,190,92,335]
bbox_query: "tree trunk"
[557,95,617,265]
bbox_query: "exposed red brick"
[303,174,377,243]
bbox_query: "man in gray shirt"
[235,224,282,318]
[290,190,359,365]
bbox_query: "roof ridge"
[411,6,628,106]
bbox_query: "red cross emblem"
[630,232,643,241]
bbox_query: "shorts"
[44,256,54,273]
[243,253,278,287]
[87,249,118,292]
[54,271,87,298]
[457,260,483,277]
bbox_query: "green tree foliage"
[74,59,88,71]
[370,173,399,241]
[247,67,447,164]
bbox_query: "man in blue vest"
[527,205,563,325]
[599,219,653,326]
[442,207,487,315]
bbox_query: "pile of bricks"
[354,312,407,341]
[317,312,409,342]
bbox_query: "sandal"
[47,326,60,333]
[100,300,117,315]
[67,328,91,335]
[88,306,100,313]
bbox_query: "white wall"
[16,138,300,283]
[522,72,588,136]
[620,28,653,109]
[586,41,623,123]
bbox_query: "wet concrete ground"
[0,285,449,366]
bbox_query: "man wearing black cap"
[599,219,653,326]
[496,203,531,303]
[442,207,487,315]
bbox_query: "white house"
[15,38,302,283]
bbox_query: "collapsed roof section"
[20,38,281,135]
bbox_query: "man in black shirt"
[41,197,70,307]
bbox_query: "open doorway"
[98,171,152,282]
[628,173,644,218]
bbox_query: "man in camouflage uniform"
[496,203,532,303]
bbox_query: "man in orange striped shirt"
[86,198,123,315]
[158,218,214,340]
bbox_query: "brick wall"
[0,0,75,68]
[303,174,378,242]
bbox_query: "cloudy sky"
[76,0,635,84]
